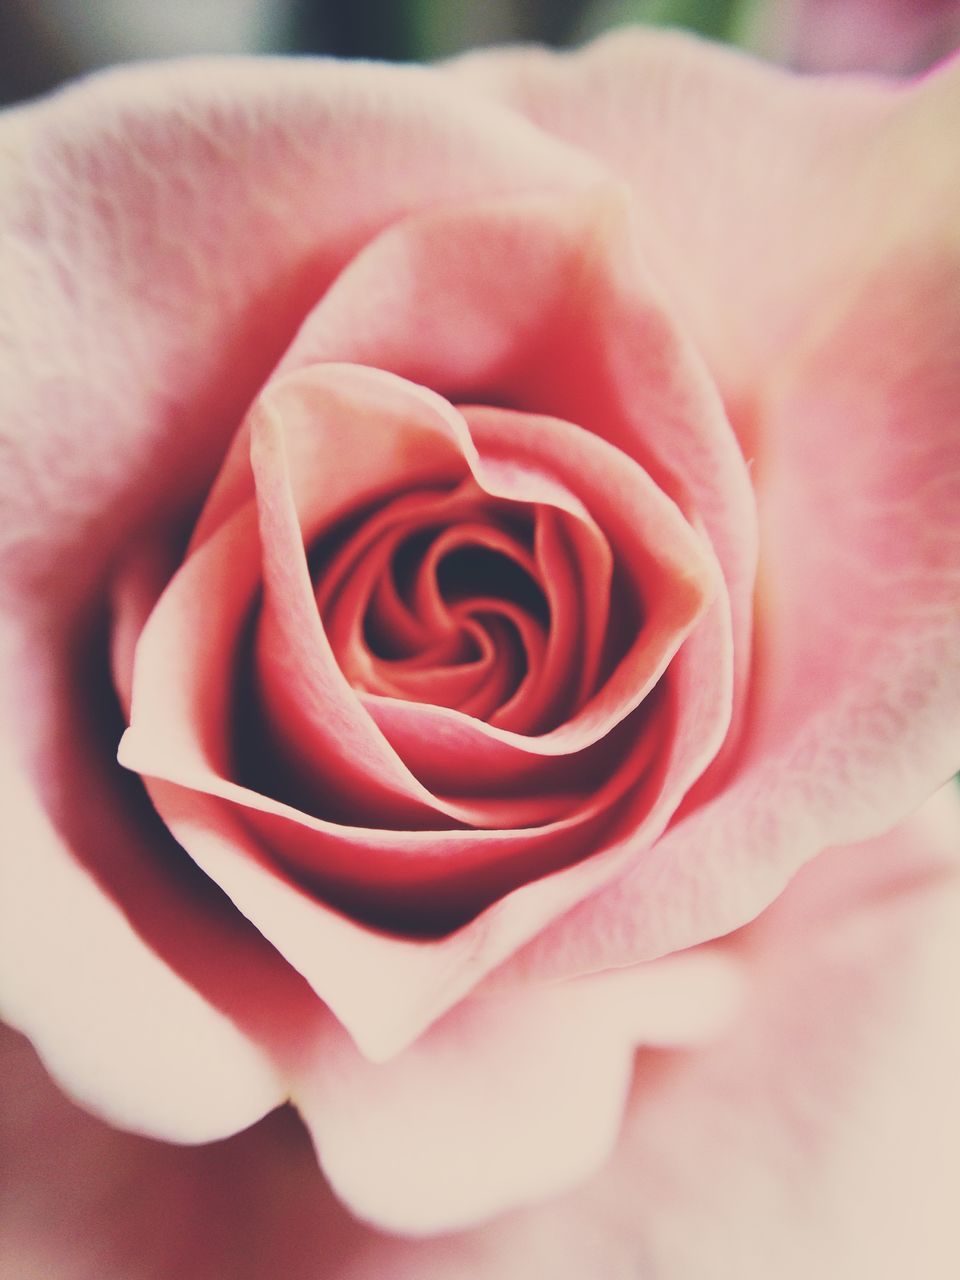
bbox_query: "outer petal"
[451,30,960,976]
[3,790,958,1275]
[445,27,900,406]
[0,747,284,1141]
[0,57,604,1134]
[422,787,960,1280]
[0,54,604,603]
[0,610,333,1141]
[291,949,742,1234]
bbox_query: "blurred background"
[2,0,960,106]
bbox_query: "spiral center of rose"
[311,479,570,734]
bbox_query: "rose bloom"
[2,25,960,1280]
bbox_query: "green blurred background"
[2,0,959,106]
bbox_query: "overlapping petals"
[95,186,745,1067]
[119,352,720,999]
[4,791,958,1267]
[450,32,960,982]
[0,49,607,1143]
[1,24,959,1246]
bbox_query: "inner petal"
[360,401,717,799]
[313,479,555,728]
[128,364,714,850]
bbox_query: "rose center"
[310,481,557,730]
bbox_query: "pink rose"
[2,25,959,1274]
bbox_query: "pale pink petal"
[4,791,958,1275]
[0,762,284,1142]
[445,28,896,407]
[394,791,960,1279]
[0,56,602,605]
[0,612,338,1143]
[292,950,742,1235]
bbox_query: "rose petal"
[432,788,960,1279]
[291,949,742,1235]
[0,617,324,1144]
[0,759,284,1142]
[4,790,957,1273]
[0,55,603,601]
[445,27,896,408]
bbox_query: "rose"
[1,22,959,1262]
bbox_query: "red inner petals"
[313,480,554,731]
[229,690,669,934]
[120,361,719,935]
